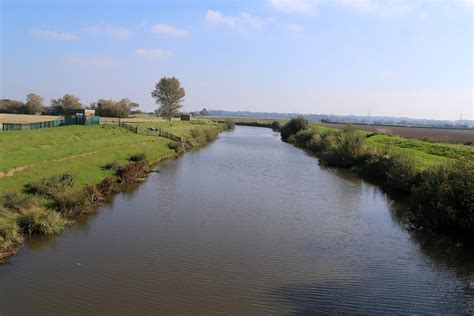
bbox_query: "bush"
[271,121,281,131]
[410,161,474,232]
[1,190,36,212]
[280,115,309,141]
[357,149,419,193]
[104,160,122,170]
[116,160,149,184]
[168,141,185,153]
[0,211,23,256]
[223,119,235,130]
[129,153,146,162]
[191,127,218,145]
[52,189,92,217]
[16,207,69,235]
[319,126,366,168]
[294,130,315,144]
[28,173,75,197]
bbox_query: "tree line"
[0,93,140,118]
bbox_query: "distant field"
[210,116,473,145]
[320,122,473,144]
[0,114,60,124]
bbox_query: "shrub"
[319,126,366,168]
[191,127,218,145]
[280,115,309,141]
[52,189,92,217]
[271,121,281,131]
[294,130,315,144]
[116,160,149,184]
[223,119,235,130]
[409,161,474,232]
[168,141,185,153]
[1,190,36,212]
[28,173,75,197]
[357,149,419,193]
[104,160,122,170]
[129,153,146,162]
[16,207,70,235]
[0,211,23,256]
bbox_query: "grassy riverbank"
[0,119,227,259]
[279,117,474,235]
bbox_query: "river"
[1,126,473,314]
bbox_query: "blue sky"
[1,0,472,120]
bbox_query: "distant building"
[180,113,192,121]
[64,108,100,125]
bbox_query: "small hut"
[180,113,192,121]
[64,109,100,125]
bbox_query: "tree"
[151,77,185,120]
[91,98,140,118]
[200,108,209,116]
[0,99,26,114]
[25,93,44,114]
[61,94,83,109]
[48,94,83,115]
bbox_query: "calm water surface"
[1,126,473,315]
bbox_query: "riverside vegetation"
[0,118,231,260]
[277,116,474,236]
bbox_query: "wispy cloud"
[82,24,133,39]
[205,10,266,31]
[268,0,430,17]
[64,56,122,67]
[268,0,316,14]
[135,48,174,57]
[152,24,188,37]
[31,28,78,40]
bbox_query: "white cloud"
[283,23,304,32]
[205,10,266,30]
[152,24,188,37]
[31,29,78,40]
[268,0,316,13]
[64,56,122,67]
[82,24,133,39]
[135,48,174,57]
[268,0,429,17]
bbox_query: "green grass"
[0,119,225,258]
[0,120,223,195]
[306,123,473,168]
[365,135,474,168]
[133,119,225,146]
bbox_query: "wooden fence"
[117,121,184,143]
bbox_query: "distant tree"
[200,108,209,116]
[48,94,83,115]
[61,94,83,109]
[25,93,44,114]
[0,99,26,114]
[151,77,185,120]
[91,98,139,118]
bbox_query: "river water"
[1,126,473,315]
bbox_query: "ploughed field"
[320,122,474,145]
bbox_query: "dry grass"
[0,114,60,124]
